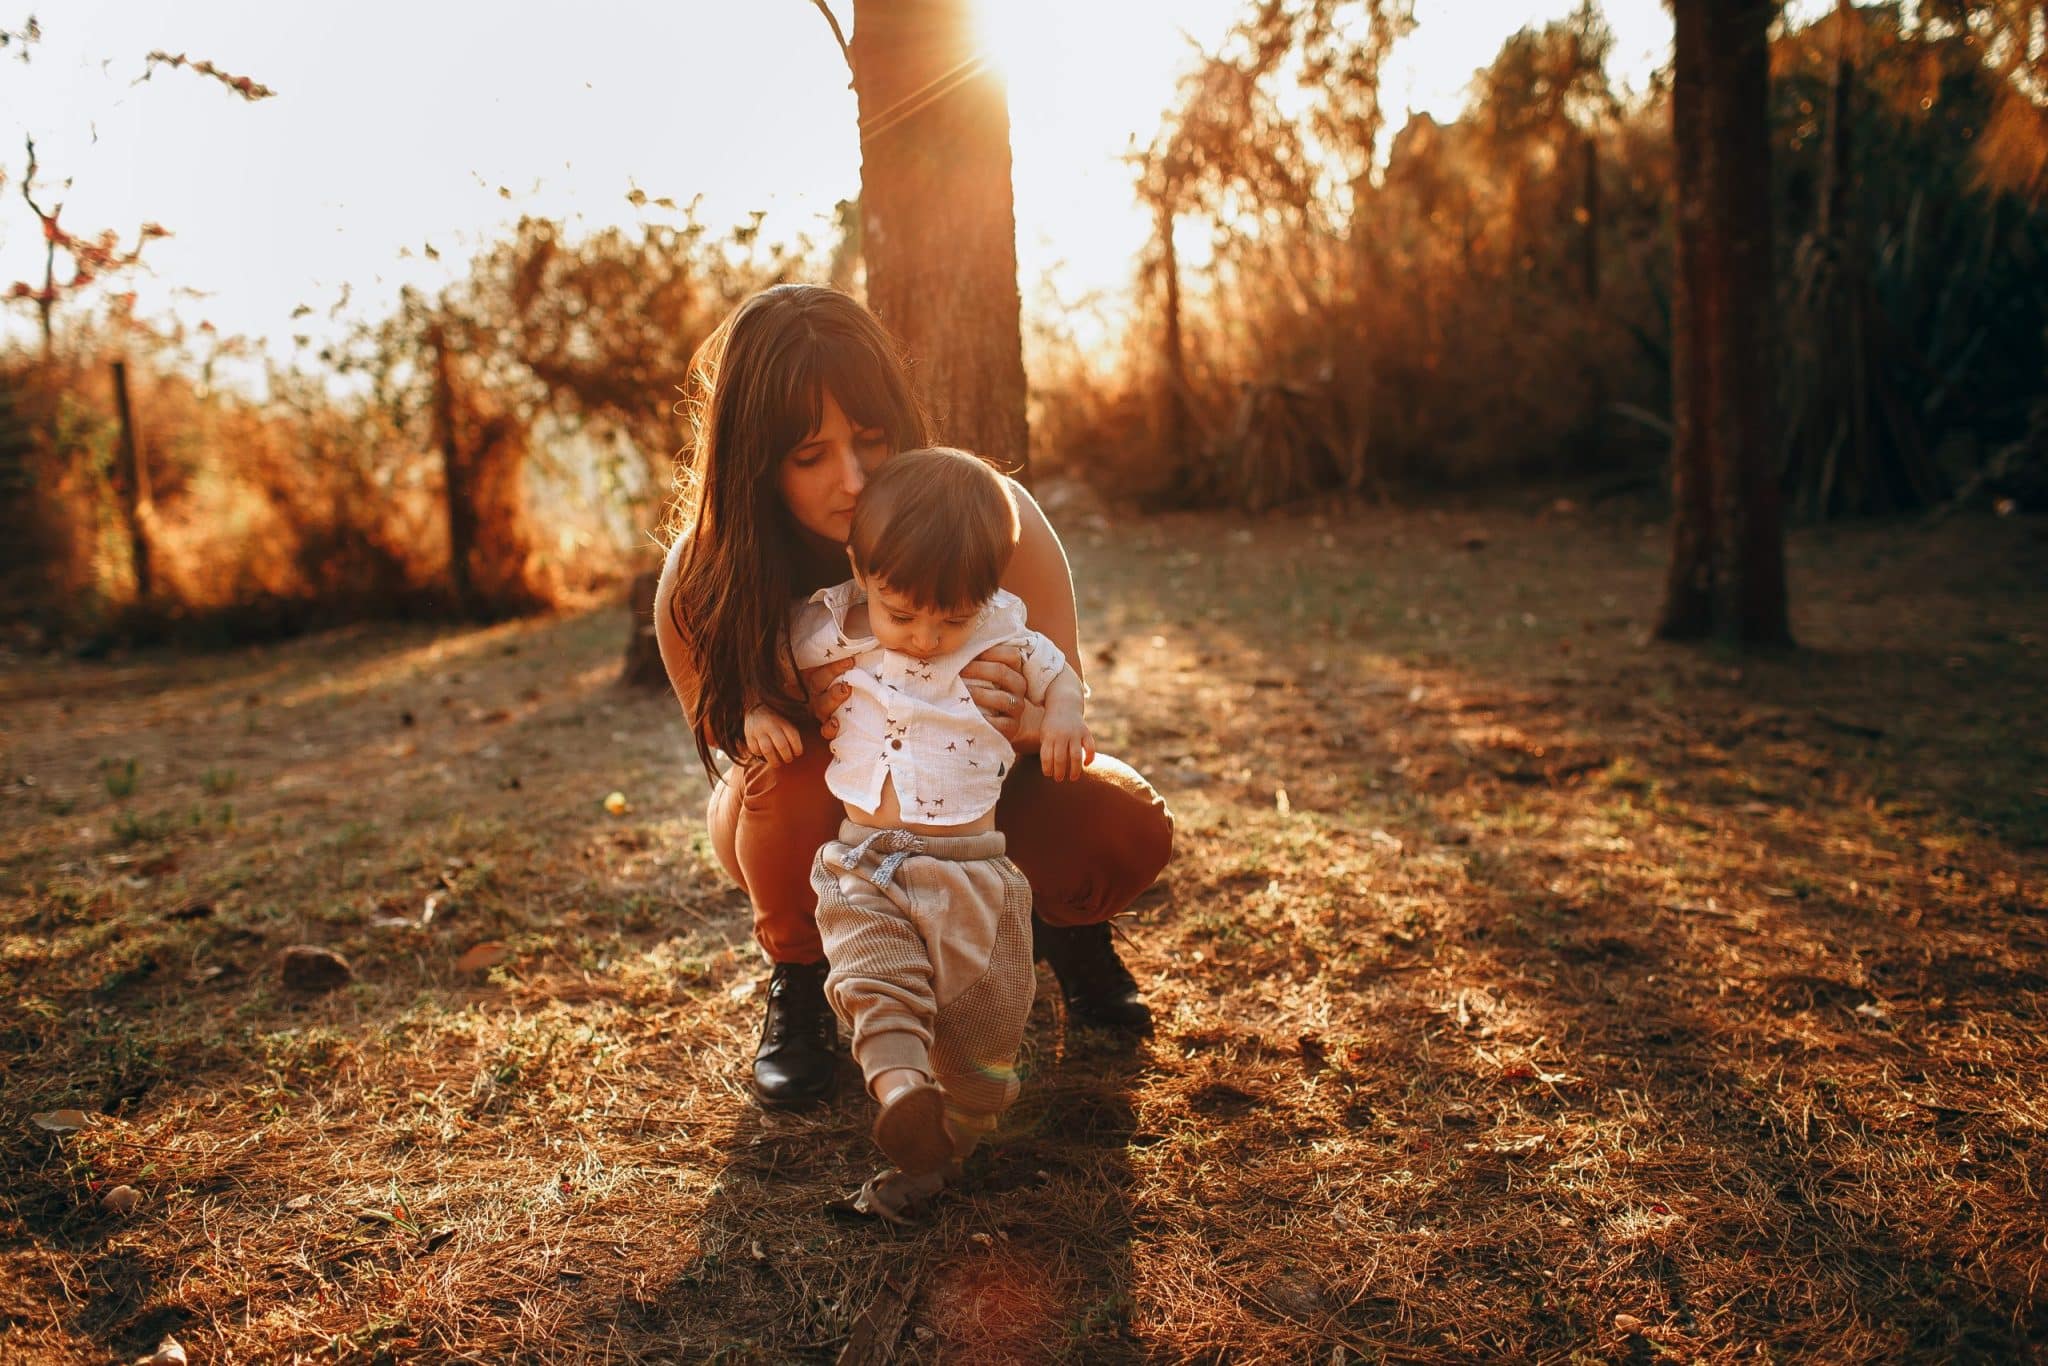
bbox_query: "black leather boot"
[1034,917,1153,1036]
[751,960,838,1108]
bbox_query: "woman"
[654,284,1173,1108]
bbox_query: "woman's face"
[778,389,889,546]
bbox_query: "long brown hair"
[666,284,929,780]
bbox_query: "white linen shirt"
[789,581,1068,827]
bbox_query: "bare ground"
[2,496,2044,1363]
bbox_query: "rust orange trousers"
[706,735,1174,965]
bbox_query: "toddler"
[744,447,1091,1220]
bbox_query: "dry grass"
[3,494,2044,1362]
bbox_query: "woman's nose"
[838,447,865,494]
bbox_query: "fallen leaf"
[456,941,509,973]
[136,1337,187,1365]
[102,1184,143,1215]
[1274,787,1291,816]
[284,1193,314,1210]
[1614,1313,1645,1334]
[31,1110,89,1133]
[603,791,629,815]
[728,977,757,1001]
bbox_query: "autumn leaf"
[31,1109,90,1133]
[456,941,509,973]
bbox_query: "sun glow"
[1,1,1679,368]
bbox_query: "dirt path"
[3,500,2044,1361]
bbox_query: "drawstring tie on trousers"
[837,828,926,890]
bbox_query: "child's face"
[853,569,984,660]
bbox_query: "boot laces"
[764,963,831,1047]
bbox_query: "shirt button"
[891,739,902,750]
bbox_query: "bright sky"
[0,1,1680,372]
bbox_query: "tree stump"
[621,569,668,689]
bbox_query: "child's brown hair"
[849,447,1018,610]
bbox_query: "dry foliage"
[0,353,445,643]
[1,497,2043,1361]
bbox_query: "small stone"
[279,945,353,993]
[136,1337,187,1366]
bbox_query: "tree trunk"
[1156,198,1189,464]
[110,359,152,603]
[620,568,668,688]
[428,324,477,618]
[1656,0,1791,645]
[38,238,55,360]
[849,0,1029,480]
[1580,132,1601,301]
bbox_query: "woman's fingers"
[809,682,850,726]
[800,657,857,723]
[960,657,1027,699]
[964,680,1024,741]
[801,655,857,691]
[964,677,1023,716]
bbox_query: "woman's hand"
[962,646,1042,751]
[801,656,857,741]
[743,705,804,767]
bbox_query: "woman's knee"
[705,777,746,893]
[1002,754,1174,924]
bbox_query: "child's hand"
[743,705,804,767]
[1040,717,1095,782]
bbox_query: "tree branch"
[20,133,55,222]
[806,0,853,76]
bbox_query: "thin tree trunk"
[620,568,667,688]
[428,324,476,618]
[1818,0,1854,243]
[110,359,152,603]
[849,0,1029,479]
[1156,198,1189,463]
[1657,0,1791,645]
[38,248,54,358]
[1580,132,1601,301]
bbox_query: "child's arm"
[1037,667,1094,782]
